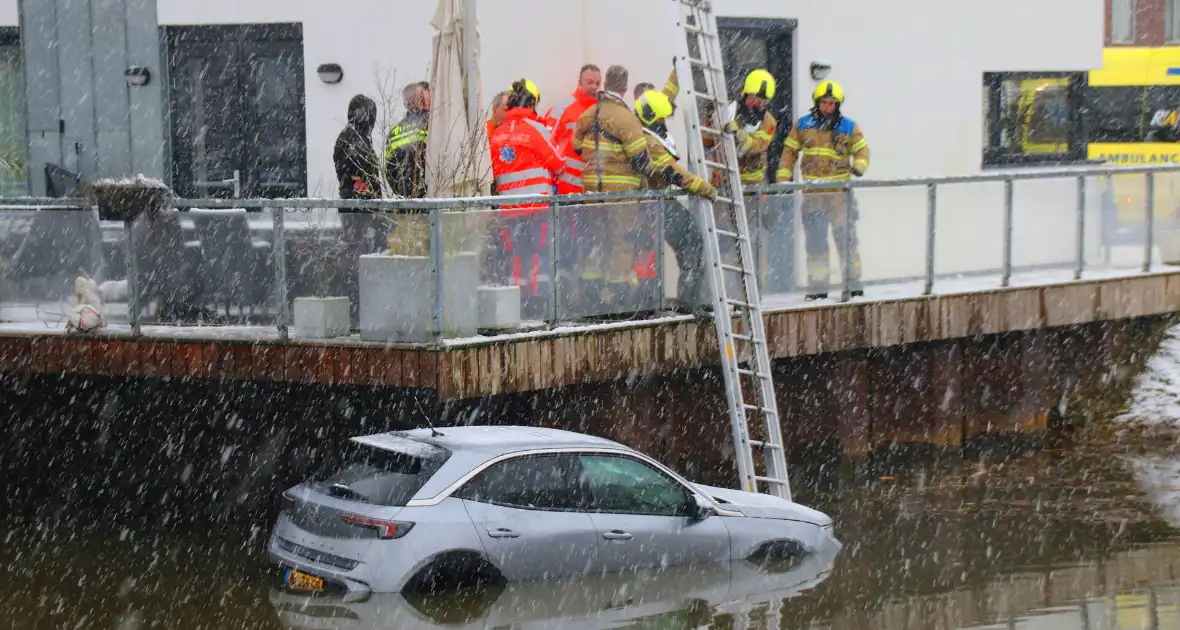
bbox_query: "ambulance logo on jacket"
[499,145,517,164]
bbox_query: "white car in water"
[267,426,839,597]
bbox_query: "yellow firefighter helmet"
[812,80,844,104]
[635,90,676,125]
[742,69,776,100]
[517,78,541,103]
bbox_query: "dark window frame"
[163,23,307,199]
[983,71,1088,168]
[717,17,794,183]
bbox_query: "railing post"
[549,196,560,326]
[1002,178,1013,288]
[1075,175,1085,281]
[924,183,937,295]
[429,208,444,342]
[273,207,289,340]
[840,188,853,302]
[1145,171,1155,272]
[124,218,140,337]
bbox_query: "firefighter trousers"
[661,199,705,305]
[491,214,549,305]
[802,191,862,291]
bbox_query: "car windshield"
[309,437,450,507]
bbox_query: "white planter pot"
[359,251,479,342]
[478,284,522,330]
[293,296,351,339]
[1160,229,1180,266]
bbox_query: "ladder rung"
[704,159,737,172]
[714,195,734,204]
[747,439,783,449]
[731,333,763,343]
[753,476,790,485]
[719,263,753,275]
[735,368,771,379]
[741,406,777,416]
[727,300,753,310]
[688,57,717,70]
[684,24,715,37]
[714,229,747,240]
[699,125,723,136]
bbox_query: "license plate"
[285,568,324,593]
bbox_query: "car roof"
[383,425,628,455]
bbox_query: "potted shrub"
[292,233,352,339]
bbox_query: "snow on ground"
[1117,324,1180,426]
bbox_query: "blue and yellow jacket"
[776,113,869,191]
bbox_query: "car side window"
[577,454,693,517]
[456,454,588,511]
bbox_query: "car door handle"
[487,527,519,539]
[602,530,633,541]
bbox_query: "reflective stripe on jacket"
[490,108,564,215]
[775,113,870,192]
[574,93,653,193]
[549,89,597,195]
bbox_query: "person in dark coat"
[334,94,381,199]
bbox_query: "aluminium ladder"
[670,0,792,501]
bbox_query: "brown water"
[4,436,1180,630]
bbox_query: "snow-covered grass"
[1116,324,1180,426]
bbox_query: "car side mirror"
[688,494,715,522]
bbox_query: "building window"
[165,24,307,199]
[983,72,1087,167]
[0,28,26,196]
[1168,0,1180,42]
[717,17,795,183]
[1111,0,1136,44]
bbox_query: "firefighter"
[489,79,565,316]
[573,64,661,311]
[708,69,777,187]
[775,80,870,300]
[634,89,717,312]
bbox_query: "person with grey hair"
[385,81,431,198]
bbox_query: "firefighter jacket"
[775,113,870,191]
[704,102,776,185]
[490,107,564,216]
[574,92,655,193]
[642,128,714,198]
[385,109,430,198]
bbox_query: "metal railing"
[0,163,1177,343]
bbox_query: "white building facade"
[0,0,1105,196]
[0,0,1107,282]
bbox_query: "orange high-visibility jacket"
[547,89,597,195]
[490,107,565,215]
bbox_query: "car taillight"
[281,491,296,509]
[340,515,414,539]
